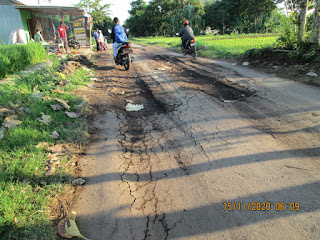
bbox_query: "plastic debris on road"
[306,71,318,77]
[125,103,144,111]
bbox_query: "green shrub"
[0,43,48,79]
[287,42,320,63]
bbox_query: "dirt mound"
[68,55,93,68]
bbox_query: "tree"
[298,0,309,42]
[204,0,276,34]
[311,0,320,44]
[126,0,205,36]
[77,0,110,24]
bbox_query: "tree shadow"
[75,181,320,239]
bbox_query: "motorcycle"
[68,38,80,50]
[115,42,133,70]
[182,38,197,57]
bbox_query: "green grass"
[0,42,48,79]
[132,34,279,58]
[0,59,91,239]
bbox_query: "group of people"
[34,17,194,60]
[107,17,194,60]
[93,28,107,51]
[34,22,68,47]
[93,17,129,59]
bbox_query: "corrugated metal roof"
[0,0,24,5]
[15,5,85,16]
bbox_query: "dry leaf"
[55,98,70,110]
[65,112,81,118]
[48,144,68,155]
[57,80,69,86]
[51,104,63,111]
[82,66,91,72]
[18,107,29,113]
[36,142,49,149]
[8,102,19,109]
[50,131,60,139]
[3,115,22,129]
[56,72,66,79]
[57,211,89,239]
[45,153,60,176]
[37,114,52,125]
[45,165,56,176]
[14,217,20,225]
[53,89,63,93]
[42,96,52,101]
[0,108,13,116]
[48,153,61,162]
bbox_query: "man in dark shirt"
[178,20,195,49]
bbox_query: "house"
[0,0,89,47]
[0,0,29,44]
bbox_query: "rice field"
[132,34,279,58]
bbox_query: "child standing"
[98,30,107,51]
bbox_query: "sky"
[21,0,149,22]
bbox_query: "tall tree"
[126,0,205,36]
[204,0,276,34]
[311,0,320,44]
[77,0,110,24]
[298,0,309,42]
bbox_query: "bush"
[287,42,320,63]
[0,43,48,79]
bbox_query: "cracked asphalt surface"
[72,44,320,239]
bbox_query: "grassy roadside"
[132,34,279,58]
[0,57,92,239]
[0,43,48,79]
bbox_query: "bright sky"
[21,0,150,22]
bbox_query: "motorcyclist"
[178,20,195,49]
[111,17,129,60]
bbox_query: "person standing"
[57,22,69,48]
[98,30,107,51]
[94,28,100,51]
[34,29,44,42]
[111,17,128,59]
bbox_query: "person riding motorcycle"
[111,17,129,60]
[178,20,195,49]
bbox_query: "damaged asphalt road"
[72,44,320,239]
